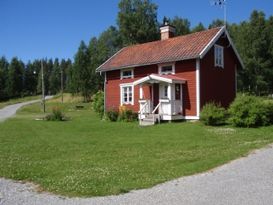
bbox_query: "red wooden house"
[97,24,243,124]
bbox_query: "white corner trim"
[133,74,186,86]
[120,83,134,106]
[235,64,238,94]
[196,58,200,118]
[224,30,245,69]
[133,76,150,86]
[199,27,225,59]
[199,26,244,69]
[104,72,107,113]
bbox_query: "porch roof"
[133,74,186,86]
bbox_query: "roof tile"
[98,27,222,72]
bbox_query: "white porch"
[133,74,186,124]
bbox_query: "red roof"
[97,27,222,72]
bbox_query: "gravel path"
[0,144,273,205]
[0,96,53,122]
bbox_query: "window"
[214,45,224,68]
[159,64,175,75]
[120,84,134,105]
[175,84,181,100]
[121,69,134,79]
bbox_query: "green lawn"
[0,99,273,197]
[0,95,41,109]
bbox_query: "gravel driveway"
[0,96,53,122]
[0,144,273,205]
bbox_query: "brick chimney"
[160,20,176,40]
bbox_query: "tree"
[208,19,224,28]
[169,16,191,36]
[97,26,123,63]
[0,56,9,101]
[60,59,72,92]
[192,22,206,33]
[230,11,273,95]
[7,57,25,98]
[49,58,60,94]
[24,61,38,95]
[117,0,159,45]
[265,15,273,94]
[73,41,92,101]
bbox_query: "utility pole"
[41,60,45,113]
[212,0,227,27]
[61,68,64,103]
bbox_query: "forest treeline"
[0,0,272,102]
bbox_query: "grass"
[0,95,41,109]
[0,97,273,197]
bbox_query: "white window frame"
[158,63,175,75]
[120,68,134,79]
[214,45,224,68]
[120,83,134,105]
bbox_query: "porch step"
[139,119,155,126]
[139,114,160,126]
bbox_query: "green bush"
[91,91,104,118]
[200,102,227,126]
[264,101,273,124]
[228,95,269,127]
[45,106,66,121]
[118,109,138,122]
[106,110,119,122]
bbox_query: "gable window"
[120,84,134,105]
[121,69,134,79]
[159,64,175,75]
[214,45,224,68]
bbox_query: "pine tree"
[0,56,9,101]
[7,57,25,98]
[49,58,60,94]
[192,22,206,33]
[208,19,224,28]
[73,41,91,101]
[24,61,38,95]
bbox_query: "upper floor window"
[214,45,224,68]
[121,69,134,79]
[159,63,175,75]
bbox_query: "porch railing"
[152,101,162,123]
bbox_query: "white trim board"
[196,59,200,118]
[133,74,186,86]
[96,48,125,72]
[199,26,244,69]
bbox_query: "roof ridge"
[123,26,223,50]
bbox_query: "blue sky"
[0,0,272,63]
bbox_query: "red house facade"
[97,25,243,124]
